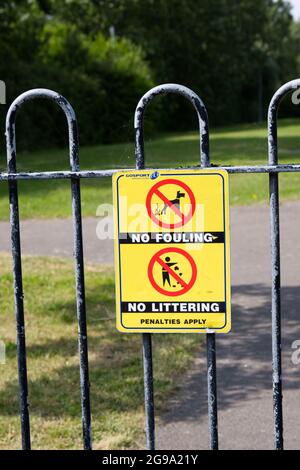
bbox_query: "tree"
[0,0,298,153]
[44,0,296,126]
[0,1,154,151]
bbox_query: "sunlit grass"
[0,118,300,219]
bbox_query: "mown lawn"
[0,255,198,450]
[1,118,300,220]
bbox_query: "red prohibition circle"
[148,247,197,297]
[146,179,196,229]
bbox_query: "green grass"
[0,255,198,450]
[1,118,300,220]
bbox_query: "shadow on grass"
[0,277,195,423]
[0,329,145,418]
[47,284,115,324]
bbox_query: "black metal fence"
[1,79,300,450]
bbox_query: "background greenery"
[1,0,300,152]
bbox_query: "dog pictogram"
[146,179,195,229]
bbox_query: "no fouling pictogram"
[146,179,196,229]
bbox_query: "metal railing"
[1,79,299,450]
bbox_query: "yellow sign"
[113,169,231,333]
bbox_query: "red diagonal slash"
[155,256,188,288]
[148,247,197,297]
[146,179,196,230]
[154,188,185,222]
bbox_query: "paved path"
[1,202,300,449]
[0,217,113,264]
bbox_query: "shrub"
[0,18,155,154]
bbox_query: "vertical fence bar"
[269,169,283,450]
[267,80,300,449]
[206,333,218,449]
[5,89,92,450]
[6,110,31,449]
[199,113,219,451]
[135,94,155,449]
[135,83,213,450]
[68,114,92,450]
[142,333,155,449]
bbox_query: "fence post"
[5,89,92,450]
[134,83,219,450]
[267,78,300,450]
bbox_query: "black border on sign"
[116,172,228,331]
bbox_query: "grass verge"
[0,255,199,449]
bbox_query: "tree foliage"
[0,0,298,152]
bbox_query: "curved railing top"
[268,78,300,165]
[5,88,79,173]
[134,83,210,169]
